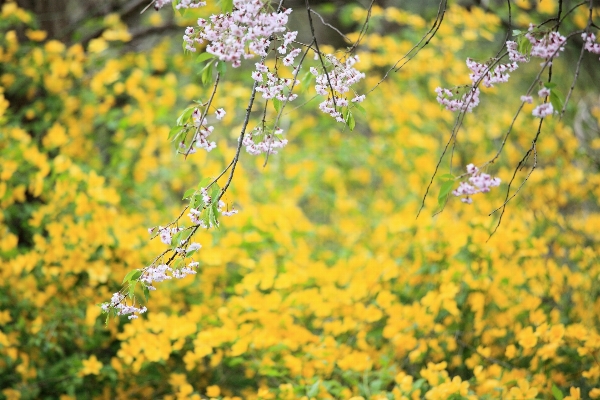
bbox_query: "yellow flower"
[518,326,538,349]
[206,385,221,398]
[505,344,517,359]
[508,380,538,399]
[79,355,103,376]
[565,387,581,400]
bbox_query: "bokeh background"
[1,0,600,398]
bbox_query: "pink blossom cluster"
[157,226,184,245]
[435,86,480,113]
[521,87,555,118]
[182,108,217,154]
[101,293,147,320]
[436,25,569,115]
[506,41,528,63]
[153,0,206,10]
[218,200,239,216]
[311,55,366,122]
[187,197,237,226]
[252,62,299,101]
[530,87,554,117]
[243,126,288,155]
[583,32,600,59]
[525,25,566,65]
[184,0,294,67]
[141,264,173,287]
[452,163,501,204]
[140,261,199,288]
[466,58,519,88]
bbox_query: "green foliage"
[1,1,600,400]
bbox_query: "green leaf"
[185,249,197,258]
[177,107,195,126]
[437,173,455,180]
[220,0,233,13]
[438,180,455,208]
[512,29,522,36]
[198,177,212,189]
[517,36,532,55]
[544,82,557,89]
[273,98,282,113]
[306,380,320,398]
[550,90,564,112]
[168,126,183,141]
[353,103,366,115]
[209,184,220,203]
[300,71,313,92]
[209,203,219,228]
[190,195,202,209]
[122,269,142,284]
[127,283,136,299]
[413,378,426,390]
[143,286,150,302]
[201,62,214,86]
[196,52,214,64]
[216,61,226,75]
[171,230,187,247]
[552,385,564,400]
[345,111,355,131]
[182,188,196,200]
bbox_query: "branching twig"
[368,0,448,94]
[309,9,351,43]
[183,72,221,158]
[305,0,337,110]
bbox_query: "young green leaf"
[345,111,355,131]
[201,62,214,86]
[437,173,455,180]
[438,180,455,208]
[122,269,142,284]
[306,380,320,398]
[216,61,226,75]
[209,184,220,203]
[127,283,136,299]
[182,188,196,200]
[209,204,219,228]
[273,98,282,113]
[177,107,195,126]
[550,90,564,112]
[168,126,183,141]
[219,0,233,12]
[185,249,197,258]
[171,230,188,247]
[143,286,150,302]
[543,82,557,89]
[300,71,313,92]
[353,103,366,115]
[196,52,214,64]
[551,385,564,400]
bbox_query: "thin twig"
[368,0,447,94]
[560,0,594,118]
[305,0,338,110]
[309,9,351,43]
[183,71,221,158]
[347,0,376,53]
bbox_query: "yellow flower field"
[1,1,599,399]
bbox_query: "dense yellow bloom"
[518,327,538,349]
[79,355,103,376]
